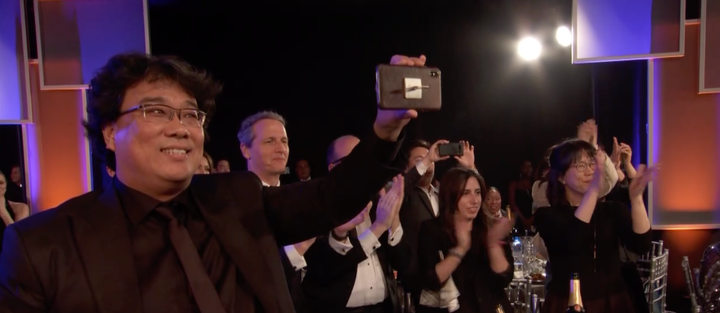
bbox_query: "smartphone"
[376,64,442,111]
[438,143,463,157]
[384,180,394,192]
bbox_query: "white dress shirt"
[414,162,440,216]
[329,217,403,308]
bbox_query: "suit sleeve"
[303,235,369,285]
[417,220,447,292]
[264,133,404,246]
[398,198,425,292]
[385,230,412,274]
[612,202,653,256]
[484,237,514,289]
[0,225,46,312]
[404,165,424,195]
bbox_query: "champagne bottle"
[507,205,516,236]
[566,272,586,313]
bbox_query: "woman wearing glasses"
[534,139,655,313]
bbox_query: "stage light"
[556,26,572,47]
[517,37,542,61]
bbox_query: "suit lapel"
[191,175,281,313]
[415,187,436,217]
[71,187,143,313]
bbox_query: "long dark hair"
[438,167,488,253]
[545,139,597,207]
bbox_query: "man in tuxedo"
[301,135,411,313]
[0,53,427,313]
[398,139,476,303]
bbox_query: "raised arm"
[265,133,404,245]
[484,218,514,288]
[264,54,426,245]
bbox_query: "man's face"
[10,166,21,184]
[216,160,230,173]
[102,80,203,189]
[241,119,289,176]
[295,160,311,180]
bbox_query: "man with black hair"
[0,53,426,313]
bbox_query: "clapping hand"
[589,149,606,192]
[455,222,472,253]
[577,119,598,148]
[628,164,658,199]
[374,175,405,230]
[487,218,512,248]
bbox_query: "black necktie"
[155,205,226,313]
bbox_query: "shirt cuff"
[601,153,619,197]
[358,228,382,256]
[328,232,354,256]
[283,245,307,271]
[415,161,429,176]
[388,225,404,247]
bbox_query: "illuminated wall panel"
[648,21,720,229]
[0,0,32,123]
[699,0,720,93]
[35,0,149,89]
[23,62,91,213]
[573,0,685,64]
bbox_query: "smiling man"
[238,111,289,187]
[0,52,425,313]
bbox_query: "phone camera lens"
[430,71,438,77]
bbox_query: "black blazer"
[398,166,437,293]
[0,134,403,313]
[302,224,412,313]
[417,218,514,313]
[279,247,310,313]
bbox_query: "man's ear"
[102,124,117,152]
[240,143,251,160]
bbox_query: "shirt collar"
[113,176,195,226]
[261,180,281,187]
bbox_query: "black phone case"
[438,143,463,157]
[376,64,442,111]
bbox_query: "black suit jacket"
[397,166,436,294]
[301,223,411,313]
[0,134,403,313]
[279,247,309,313]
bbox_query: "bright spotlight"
[556,26,572,47]
[517,37,542,61]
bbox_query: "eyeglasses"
[118,104,207,128]
[572,161,597,173]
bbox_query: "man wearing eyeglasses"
[0,53,426,313]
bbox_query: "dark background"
[0,1,707,311]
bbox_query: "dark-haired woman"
[0,171,29,253]
[534,139,654,313]
[416,168,513,313]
